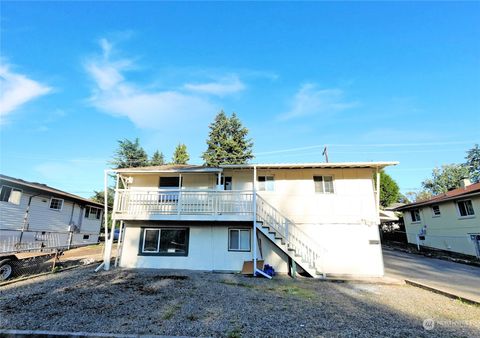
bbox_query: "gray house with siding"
[0,174,103,252]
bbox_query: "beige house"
[101,162,398,278]
[397,180,480,258]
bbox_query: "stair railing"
[256,195,324,275]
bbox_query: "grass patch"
[220,280,254,288]
[277,286,316,299]
[162,304,180,320]
[227,327,242,338]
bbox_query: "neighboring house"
[104,161,398,278]
[396,180,480,258]
[0,174,103,252]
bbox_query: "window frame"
[49,197,64,211]
[257,176,275,192]
[431,205,441,217]
[0,185,23,205]
[85,206,102,220]
[139,227,189,256]
[457,199,475,218]
[410,209,421,223]
[228,228,251,252]
[313,175,335,194]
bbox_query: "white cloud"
[279,83,358,121]
[184,75,246,96]
[85,39,247,130]
[0,62,52,120]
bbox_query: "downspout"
[67,203,76,249]
[252,165,257,276]
[18,193,41,246]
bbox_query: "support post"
[252,165,258,277]
[115,221,124,267]
[376,168,381,225]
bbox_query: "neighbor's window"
[85,206,102,220]
[49,198,64,211]
[258,176,274,191]
[141,228,188,255]
[229,229,251,251]
[431,205,441,217]
[314,176,334,194]
[410,209,421,222]
[0,185,22,205]
[457,200,475,217]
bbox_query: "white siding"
[0,189,102,248]
[120,224,259,271]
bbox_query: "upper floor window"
[410,209,421,222]
[314,176,334,194]
[0,185,22,205]
[85,206,102,219]
[457,200,475,217]
[431,205,441,217]
[258,176,274,191]
[49,198,64,211]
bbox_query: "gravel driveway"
[1,267,479,337]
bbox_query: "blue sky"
[1,2,479,198]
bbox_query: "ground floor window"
[228,228,251,251]
[140,227,189,256]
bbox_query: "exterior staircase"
[256,195,326,278]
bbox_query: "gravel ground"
[1,266,479,337]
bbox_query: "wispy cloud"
[0,62,52,121]
[279,83,358,121]
[85,38,246,130]
[184,75,245,96]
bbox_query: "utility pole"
[322,146,329,163]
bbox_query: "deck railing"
[115,189,254,217]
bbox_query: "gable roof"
[0,174,103,208]
[396,182,480,211]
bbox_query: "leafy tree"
[375,171,400,208]
[150,150,165,166]
[171,143,190,165]
[202,111,254,166]
[465,144,480,183]
[422,164,470,195]
[91,188,114,229]
[405,190,433,203]
[110,138,149,169]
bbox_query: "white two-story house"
[103,162,398,278]
[0,174,103,253]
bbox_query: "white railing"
[256,196,323,274]
[115,189,254,217]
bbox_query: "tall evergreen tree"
[465,144,480,183]
[171,143,190,165]
[150,150,165,166]
[110,138,149,169]
[202,110,254,166]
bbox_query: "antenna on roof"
[322,146,329,163]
